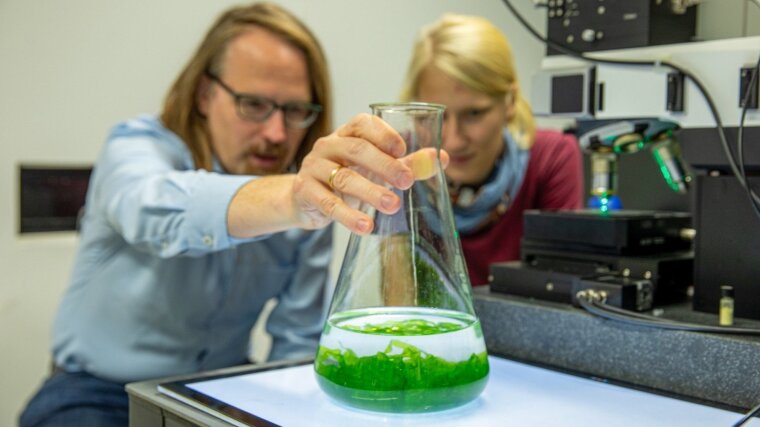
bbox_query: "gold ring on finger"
[328,165,344,190]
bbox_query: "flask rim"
[370,101,446,112]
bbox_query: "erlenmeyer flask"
[314,103,489,413]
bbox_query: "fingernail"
[397,171,414,189]
[394,143,407,158]
[357,219,371,233]
[381,194,396,210]
[394,133,409,157]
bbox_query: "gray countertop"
[473,287,760,410]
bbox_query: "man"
[20,3,418,426]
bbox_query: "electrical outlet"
[666,72,685,112]
[739,66,759,109]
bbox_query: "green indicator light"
[598,196,610,215]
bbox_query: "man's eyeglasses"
[205,72,322,129]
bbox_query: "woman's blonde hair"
[400,14,535,149]
[161,2,332,171]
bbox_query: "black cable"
[596,302,678,323]
[733,401,760,427]
[575,292,760,336]
[585,298,668,321]
[737,55,760,219]
[501,0,760,214]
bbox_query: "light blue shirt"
[52,115,332,383]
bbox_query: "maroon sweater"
[459,129,583,286]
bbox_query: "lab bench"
[473,286,760,409]
[126,289,760,426]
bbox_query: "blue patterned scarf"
[451,130,530,234]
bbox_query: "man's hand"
[293,113,448,235]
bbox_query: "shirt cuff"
[185,173,264,251]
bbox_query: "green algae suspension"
[314,307,489,413]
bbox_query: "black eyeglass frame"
[205,72,322,129]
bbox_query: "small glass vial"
[719,285,734,326]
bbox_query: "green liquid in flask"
[314,307,489,413]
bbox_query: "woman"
[401,14,583,286]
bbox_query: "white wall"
[697,0,760,40]
[0,1,545,424]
